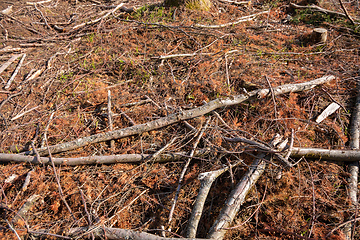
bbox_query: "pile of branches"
[1,0,360,239]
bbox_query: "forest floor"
[0,0,360,239]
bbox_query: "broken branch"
[31,75,334,156]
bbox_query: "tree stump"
[312,28,327,44]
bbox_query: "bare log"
[68,226,205,240]
[207,135,285,240]
[290,3,360,23]
[4,54,26,90]
[206,136,282,240]
[290,148,360,161]
[0,149,211,165]
[343,78,360,238]
[186,162,242,238]
[12,194,41,224]
[29,75,334,156]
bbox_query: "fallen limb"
[30,75,334,156]
[186,161,243,238]
[168,119,210,227]
[5,54,26,90]
[224,137,293,168]
[207,135,283,240]
[68,226,205,240]
[72,3,125,30]
[290,3,360,23]
[194,11,269,28]
[290,148,360,161]
[343,78,360,238]
[0,54,23,75]
[0,149,211,165]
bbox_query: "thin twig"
[6,220,21,240]
[168,118,211,227]
[338,0,356,25]
[264,76,277,118]
[147,137,178,161]
[108,90,115,151]
[72,3,124,30]
[45,138,76,220]
[11,106,39,121]
[326,216,360,238]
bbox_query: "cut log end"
[312,28,328,44]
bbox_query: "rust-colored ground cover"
[0,0,359,239]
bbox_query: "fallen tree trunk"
[30,75,334,156]
[0,149,210,165]
[68,226,205,240]
[207,135,284,240]
[290,148,360,161]
[343,78,360,238]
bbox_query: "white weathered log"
[30,75,334,156]
[206,134,285,240]
[344,79,360,238]
[68,226,205,240]
[315,102,340,123]
[0,149,210,165]
[290,148,360,161]
[5,53,26,90]
[186,163,241,238]
[0,54,23,75]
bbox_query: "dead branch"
[5,54,26,90]
[68,226,205,240]
[168,118,210,227]
[224,137,293,168]
[343,78,360,238]
[194,11,269,28]
[6,220,21,240]
[186,161,243,238]
[31,75,334,156]
[72,3,125,31]
[207,135,283,240]
[0,54,23,75]
[290,3,360,23]
[11,106,39,121]
[12,194,41,224]
[26,0,52,5]
[290,147,360,161]
[153,53,213,60]
[0,149,211,165]
[0,46,21,54]
[217,0,251,6]
[108,90,115,151]
[338,0,356,25]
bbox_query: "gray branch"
[31,75,334,156]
